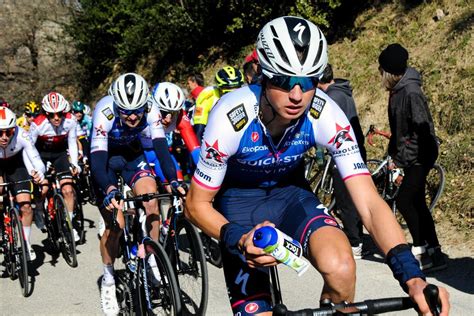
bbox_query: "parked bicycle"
[0,178,32,297]
[305,148,336,211]
[366,125,446,214]
[113,178,182,315]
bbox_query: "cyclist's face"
[0,128,15,148]
[119,112,144,128]
[264,81,315,122]
[74,111,83,121]
[47,112,64,127]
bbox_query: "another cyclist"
[378,43,447,272]
[72,101,92,159]
[17,101,41,131]
[0,106,46,261]
[90,73,185,316]
[30,92,81,241]
[141,82,201,183]
[185,16,449,315]
[193,66,244,141]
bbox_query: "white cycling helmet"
[41,92,69,113]
[151,82,185,112]
[0,106,16,129]
[109,73,149,110]
[256,16,328,78]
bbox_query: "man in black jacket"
[379,43,446,272]
[318,64,369,259]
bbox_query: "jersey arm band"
[386,244,425,293]
[152,138,178,183]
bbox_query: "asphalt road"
[1,203,473,315]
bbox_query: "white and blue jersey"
[193,85,369,190]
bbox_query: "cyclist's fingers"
[111,198,122,210]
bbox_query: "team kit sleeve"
[67,119,80,168]
[19,128,46,176]
[192,98,241,190]
[311,91,370,181]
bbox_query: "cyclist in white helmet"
[90,73,186,316]
[0,106,46,261]
[141,82,201,183]
[30,92,81,242]
[185,16,449,315]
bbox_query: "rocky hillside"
[0,0,80,109]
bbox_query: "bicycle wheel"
[138,239,181,315]
[166,218,209,315]
[54,194,78,267]
[314,168,335,210]
[426,164,446,213]
[10,206,30,297]
[73,188,85,244]
[200,233,222,268]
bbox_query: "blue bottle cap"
[131,244,138,255]
[253,226,278,249]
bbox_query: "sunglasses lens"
[118,107,145,116]
[1,128,15,137]
[269,76,318,92]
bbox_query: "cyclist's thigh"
[52,152,73,181]
[221,245,273,315]
[121,153,154,189]
[4,158,31,195]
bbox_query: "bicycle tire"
[138,239,182,315]
[201,233,223,268]
[426,164,445,213]
[314,168,335,210]
[54,194,78,267]
[10,206,30,297]
[73,187,85,244]
[44,197,60,254]
[166,218,209,315]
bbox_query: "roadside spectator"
[187,72,205,101]
[242,49,261,84]
[378,43,446,271]
[318,64,368,259]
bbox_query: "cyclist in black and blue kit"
[90,73,185,316]
[185,16,449,316]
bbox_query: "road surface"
[1,203,473,315]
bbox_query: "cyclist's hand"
[40,179,49,197]
[170,180,188,197]
[406,279,450,316]
[238,221,278,268]
[31,170,44,184]
[103,189,123,211]
[395,175,404,186]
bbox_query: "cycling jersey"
[193,85,370,190]
[29,113,79,169]
[0,126,46,177]
[90,95,177,193]
[193,86,221,126]
[16,115,30,131]
[76,114,92,138]
[141,110,200,156]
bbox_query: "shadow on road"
[425,256,474,294]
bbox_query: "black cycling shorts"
[40,150,72,180]
[0,153,32,195]
[215,185,341,314]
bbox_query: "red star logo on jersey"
[95,124,107,137]
[204,140,228,164]
[328,123,354,148]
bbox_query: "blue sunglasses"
[268,75,319,92]
[117,106,146,116]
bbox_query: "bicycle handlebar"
[273,284,441,316]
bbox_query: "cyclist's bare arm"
[344,174,450,315]
[185,180,227,239]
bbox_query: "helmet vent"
[273,39,290,66]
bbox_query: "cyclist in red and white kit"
[0,106,45,261]
[30,92,81,242]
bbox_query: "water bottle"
[128,244,138,272]
[253,226,309,276]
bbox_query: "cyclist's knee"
[61,184,75,198]
[316,249,355,280]
[19,202,33,215]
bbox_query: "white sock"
[102,264,115,285]
[23,226,32,245]
[68,211,74,220]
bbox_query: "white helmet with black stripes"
[256,16,328,79]
[150,82,185,112]
[108,73,149,110]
